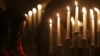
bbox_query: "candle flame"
[71,17,75,24]
[49,19,52,24]
[28,10,32,16]
[82,7,87,14]
[57,13,60,17]
[24,13,28,17]
[57,13,60,20]
[32,8,37,13]
[37,4,42,10]
[67,6,70,11]
[90,9,94,20]
[94,7,99,13]
[75,1,78,6]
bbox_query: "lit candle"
[32,8,37,27]
[90,9,95,45]
[82,7,87,39]
[28,10,32,29]
[37,4,42,24]
[78,20,83,27]
[94,7,100,32]
[71,17,75,33]
[57,13,62,46]
[75,1,79,32]
[49,18,53,52]
[24,13,28,20]
[66,6,70,39]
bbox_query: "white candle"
[49,18,53,52]
[57,13,61,46]
[37,4,42,24]
[90,9,95,45]
[24,13,28,20]
[71,17,75,33]
[28,10,32,29]
[32,8,37,27]
[66,6,70,39]
[94,7,100,32]
[82,7,87,39]
[75,1,79,32]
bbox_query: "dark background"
[0,0,51,13]
[0,0,100,56]
[0,0,100,13]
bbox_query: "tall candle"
[82,7,87,39]
[66,6,70,39]
[28,10,32,29]
[75,1,79,32]
[71,17,75,33]
[32,8,37,27]
[94,7,100,32]
[37,4,42,24]
[90,9,95,45]
[57,13,61,46]
[49,18,53,52]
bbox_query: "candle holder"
[64,39,71,56]
[48,51,53,56]
[56,45,65,56]
[74,32,79,56]
[89,45,95,56]
[82,39,89,56]
[96,31,100,47]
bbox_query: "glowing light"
[28,10,32,16]
[67,6,70,11]
[32,8,37,14]
[82,7,87,14]
[94,7,99,12]
[75,1,78,6]
[37,4,42,10]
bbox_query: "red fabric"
[0,40,26,56]
[17,40,26,56]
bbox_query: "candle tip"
[32,8,37,13]
[37,4,42,10]
[82,7,87,13]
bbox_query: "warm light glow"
[49,19,52,24]
[71,17,75,32]
[98,20,100,24]
[32,8,37,14]
[37,4,42,10]
[57,13,60,20]
[24,13,28,17]
[78,20,83,27]
[90,9,94,20]
[57,13,60,17]
[75,1,78,6]
[82,7,87,14]
[94,7,99,12]
[28,10,32,16]
[67,6,70,11]
[71,17,75,24]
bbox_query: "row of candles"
[49,1,100,51]
[24,1,100,51]
[24,4,42,29]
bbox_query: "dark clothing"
[0,8,26,56]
